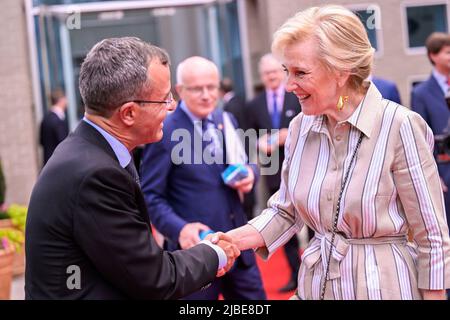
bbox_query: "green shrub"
[0,228,24,252]
[7,204,27,232]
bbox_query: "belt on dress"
[301,232,408,280]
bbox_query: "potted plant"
[7,204,27,233]
[0,204,26,276]
[0,237,15,300]
[0,160,11,229]
[0,158,5,207]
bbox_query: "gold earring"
[337,95,349,111]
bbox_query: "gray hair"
[258,53,283,72]
[79,37,170,117]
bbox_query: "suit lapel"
[429,75,446,100]
[74,121,118,163]
[260,94,273,130]
[280,92,301,128]
[74,121,151,225]
[176,105,225,172]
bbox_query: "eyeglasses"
[183,85,219,96]
[124,92,174,108]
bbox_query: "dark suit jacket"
[140,106,256,266]
[26,121,218,300]
[372,77,402,104]
[246,91,301,191]
[223,94,247,130]
[411,74,450,222]
[39,111,69,165]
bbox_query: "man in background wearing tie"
[140,56,266,300]
[411,32,450,227]
[26,38,239,299]
[246,53,302,293]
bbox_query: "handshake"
[205,232,240,277]
[178,223,243,277]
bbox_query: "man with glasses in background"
[26,38,240,299]
[140,56,266,300]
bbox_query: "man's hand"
[179,222,210,249]
[207,232,240,277]
[230,166,254,194]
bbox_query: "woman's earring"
[337,95,349,111]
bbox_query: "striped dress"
[249,83,450,300]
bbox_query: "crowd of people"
[31,4,450,300]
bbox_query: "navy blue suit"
[140,105,266,300]
[372,77,402,104]
[411,74,450,224]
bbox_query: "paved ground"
[10,274,25,300]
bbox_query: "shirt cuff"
[199,240,227,270]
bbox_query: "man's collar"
[265,84,285,97]
[82,117,131,168]
[51,106,66,120]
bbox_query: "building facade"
[0,0,448,205]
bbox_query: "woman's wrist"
[420,289,447,300]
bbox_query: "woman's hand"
[421,289,447,300]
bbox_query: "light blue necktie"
[202,119,223,160]
[271,92,280,129]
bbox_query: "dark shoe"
[278,279,297,293]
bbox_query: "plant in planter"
[6,205,27,232]
[0,227,25,276]
[0,229,24,253]
[0,158,5,207]
[0,237,15,300]
[0,204,27,276]
[0,159,6,222]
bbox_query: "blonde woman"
[210,5,450,300]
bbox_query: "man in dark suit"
[411,32,450,230]
[220,78,255,220]
[246,53,301,293]
[140,56,266,300]
[25,38,239,300]
[39,89,69,166]
[220,78,247,129]
[371,76,402,104]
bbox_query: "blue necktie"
[271,92,280,129]
[202,119,223,160]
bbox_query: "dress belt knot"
[302,232,408,280]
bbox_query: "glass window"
[406,4,448,48]
[354,9,379,51]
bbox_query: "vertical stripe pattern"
[392,244,413,299]
[362,103,397,237]
[248,83,450,299]
[400,118,445,289]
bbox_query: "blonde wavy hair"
[272,5,374,92]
